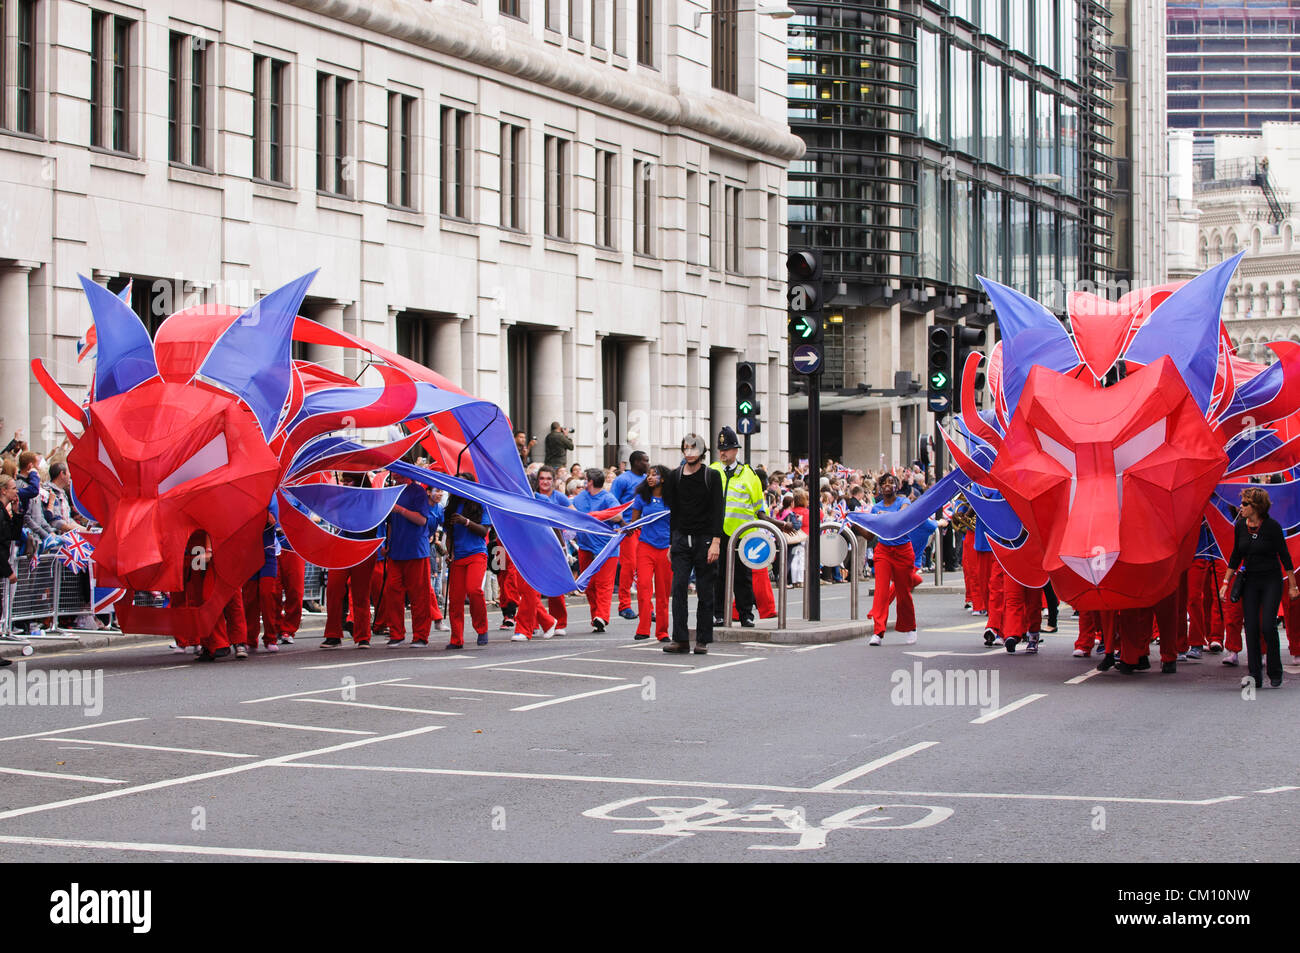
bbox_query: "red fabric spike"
[276,490,383,568]
[32,359,88,426]
[285,427,431,482]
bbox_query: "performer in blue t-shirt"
[609,451,649,619]
[444,473,492,649]
[625,465,671,641]
[572,468,623,632]
[867,473,917,646]
[382,474,435,647]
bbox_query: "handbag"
[1230,573,1244,603]
[784,530,808,547]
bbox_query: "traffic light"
[736,361,761,435]
[927,325,952,415]
[952,325,987,413]
[788,250,824,375]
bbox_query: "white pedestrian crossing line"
[570,657,693,669]
[41,738,257,759]
[0,717,149,744]
[0,833,459,863]
[970,693,1048,724]
[177,716,376,736]
[489,668,624,681]
[812,742,941,791]
[242,677,410,704]
[466,652,593,670]
[510,683,640,712]
[296,699,462,716]
[393,684,553,698]
[0,766,126,785]
[1065,668,1104,685]
[681,658,765,676]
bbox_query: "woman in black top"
[1220,486,1296,689]
[0,476,24,667]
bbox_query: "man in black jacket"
[661,434,724,654]
[544,422,574,468]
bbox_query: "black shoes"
[983,628,997,646]
[662,641,689,654]
[694,644,709,655]
[1115,660,1136,675]
[634,633,650,640]
[321,637,343,649]
[1136,655,1151,671]
[1097,653,1115,671]
[740,618,756,628]
[592,619,606,633]
[712,617,725,628]
[1004,636,1020,654]
[1161,661,1176,674]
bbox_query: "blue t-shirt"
[611,470,644,505]
[972,517,992,552]
[541,490,571,509]
[388,484,433,561]
[907,518,939,567]
[573,489,620,554]
[450,503,491,559]
[870,497,909,546]
[626,495,670,550]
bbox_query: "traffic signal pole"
[808,382,821,622]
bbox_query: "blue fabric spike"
[78,275,158,400]
[1194,520,1223,560]
[572,509,671,590]
[407,383,529,492]
[1217,478,1300,534]
[1126,252,1243,415]
[283,483,406,533]
[977,276,1080,418]
[962,485,1024,541]
[1223,426,1284,474]
[1215,358,1284,425]
[196,270,317,440]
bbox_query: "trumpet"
[949,493,976,534]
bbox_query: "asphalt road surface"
[1,586,1297,862]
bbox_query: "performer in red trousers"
[1077,608,1117,658]
[276,546,305,646]
[444,475,492,649]
[982,558,1006,645]
[626,465,672,640]
[322,473,380,649]
[610,452,649,620]
[1003,580,1043,654]
[382,475,435,646]
[867,474,916,645]
[572,469,622,632]
[1280,574,1300,662]
[962,528,975,609]
[241,506,281,656]
[1186,548,1222,659]
[535,466,572,635]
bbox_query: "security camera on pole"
[788,249,823,621]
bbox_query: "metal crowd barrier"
[813,522,863,622]
[303,562,326,604]
[2,552,93,640]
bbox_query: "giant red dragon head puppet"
[34,273,617,642]
[852,252,1300,610]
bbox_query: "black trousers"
[1044,581,1059,627]
[711,533,755,623]
[671,531,716,644]
[1241,570,1284,686]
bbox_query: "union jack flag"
[57,532,95,573]
[93,587,126,613]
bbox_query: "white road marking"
[811,742,941,791]
[491,668,624,681]
[621,643,746,657]
[279,762,1248,805]
[570,658,693,669]
[297,699,461,716]
[41,738,256,759]
[0,766,126,784]
[466,652,592,669]
[794,644,835,653]
[1255,786,1300,794]
[1065,668,1105,685]
[905,650,1004,659]
[393,684,552,698]
[970,693,1048,725]
[300,657,467,671]
[177,716,376,736]
[242,677,410,704]
[511,683,640,712]
[0,717,148,744]
[0,833,457,863]
[681,658,765,676]
[100,665,193,678]
[0,725,444,822]
[921,623,987,633]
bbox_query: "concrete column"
[431,317,463,387]
[0,265,34,440]
[309,301,346,375]
[619,339,651,462]
[528,329,565,460]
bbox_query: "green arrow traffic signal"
[739,400,754,414]
[929,370,949,390]
[792,315,816,339]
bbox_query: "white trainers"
[264,642,279,653]
[1072,648,1088,657]
[171,643,186,654]
[510,633,528,642]
[281,634,295,645]
[538,623,556,640]
[902,631,917,644]
[1223,651,1239,666]
[434,620,449,631]
[555,628,567,636]
[868,635,882,646]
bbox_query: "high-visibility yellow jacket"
[711,461,767,537]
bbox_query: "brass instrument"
[949,493,976,534]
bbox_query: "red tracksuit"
[384,557,433,643]
[986,559,1006,637]
[548,594,568,631]
[447,552,488,646]
[972,549,991,613]
[962,533,976,606]
[512,557,556,638]
[577,549,616,626]
[636,542,671,639]
[870,541,916,636]
[242,575,280,647]
[203,589,247,655]
[277,548,305,639]
[1004,581,1043,640]
[1187,557,1220,649]
[1076,609,1116,653]
[618,530,639,613]
[1280,581,1300,656]
[325,552,376,643]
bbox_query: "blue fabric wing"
[963,485,1025,542]
[79,275,158,400]
[196,270,316,440]
[1127,252,1242,415]
[846,468,966,539]
[1215,358,1284,426]
[1217,478,1300,535]
[978,276,1080,418]
[571,510,671,590]
[282,483,405,533]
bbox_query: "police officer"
[710,427,791,628]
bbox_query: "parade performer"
[866,473,916,645]
[322,473,380,648]
[625,465,671,641]
[610,451,648,620]
[444,475,492,649]
[381,473,436,647]
[572,469,621,632]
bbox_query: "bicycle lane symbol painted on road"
[582,796,953,851]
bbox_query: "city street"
[1,588,1296,863]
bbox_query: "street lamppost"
[694,4,797,29]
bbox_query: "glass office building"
[1168,1,1300,140]
[787,1,1115,463]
